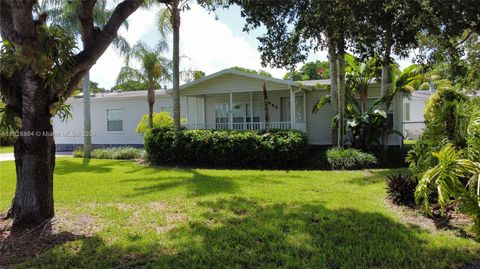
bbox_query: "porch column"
[250,92,253,127]
[290,88,296,129]
[229,92,233,129]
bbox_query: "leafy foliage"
[111,79,151,92]
[0,25,76,130]
[144,128,308,168]
[326,148,377,170]
[415,144,480,236]
[386,174,418,206]
[407,89,471,175]
[283,61,330,81]
[230,66,272,77]
[136,112,175,133]
[73,147,145,160]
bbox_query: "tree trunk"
[83,71,92,158]
[337,48,346,149]
[381,59,390,149]
[360,90,368,113]
[10,70,55,227]
[327,36,338,147]
[148,87,155,128]
[172,1,181,132]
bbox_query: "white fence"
[181,122,293,130]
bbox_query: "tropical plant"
[117,41,171,128]
[415,144,480,236]
[344,54,380,112]
[386,174,418,206]
[407,89,471,175]
[41,0,131,158]
[0,0,142,227]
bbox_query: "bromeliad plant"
[415,144,480,236]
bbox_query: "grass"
[1,158,479,268]
[0,145,13,153]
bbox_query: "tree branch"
[79,0,97,44]
[65,0,143,97]
[0,0,34,46]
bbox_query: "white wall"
[53,95,183,146]
[402,98,427,139]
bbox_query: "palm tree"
[156,0,191,132]
[42,0,130,157]
[117,41,171,128]
[381,64,424,111]
[345,54,379,113]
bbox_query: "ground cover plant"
[1,159,479,268]
[326,148,377,170]
[73,147,145,160]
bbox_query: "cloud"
[89,7,159,89]
[180,5,288,79]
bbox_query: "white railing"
[181,122,293,130]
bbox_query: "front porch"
[181,89,307,131]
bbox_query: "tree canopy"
[283,61,330,81]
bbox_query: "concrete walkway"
[0,152,73,161]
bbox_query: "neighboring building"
[53,68,404,150]
[402,90,435,140]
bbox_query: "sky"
[90,3,413,90]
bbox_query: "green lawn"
[1,159,479,268]
[0,145,13,153]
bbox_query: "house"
[402,90,434,140]
[53,68,404,151]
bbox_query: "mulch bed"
[0,211,100,267]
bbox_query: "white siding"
[182,73,296,95]
[53,95,178,146]
[305,90,332,145]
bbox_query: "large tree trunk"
[327,36,338,147]
[10,70,55,227]
[337,47,346,148]
[381,50,391,149]
[172,1,181,132]
[360,89,368,113]
[83,71,92,158]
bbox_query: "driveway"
[0,152,73,161]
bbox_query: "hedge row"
[144,127,308,168]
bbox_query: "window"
[215,103,229,125]
[405,102,410,121]
[233,103,260,123]
[107,108,123,132]
[280,96,304,122]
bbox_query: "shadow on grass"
[13,197,480,269]
[123,169,239,198]
[345,169,409,186]
[54,159,127,175]
[122,169,287,198]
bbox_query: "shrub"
[407,89,471,175]
[136,112,173,133]
[326,148,377,170]
[74,147,145,160]
[386,174,417,206]
[144,128,308,168]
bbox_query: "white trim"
[179,68,308,91]
[229,92,233,129]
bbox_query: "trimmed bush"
[386,174,417,206]
[144,127,308,168]
[74,147,145,160]
[326,148,377,170]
